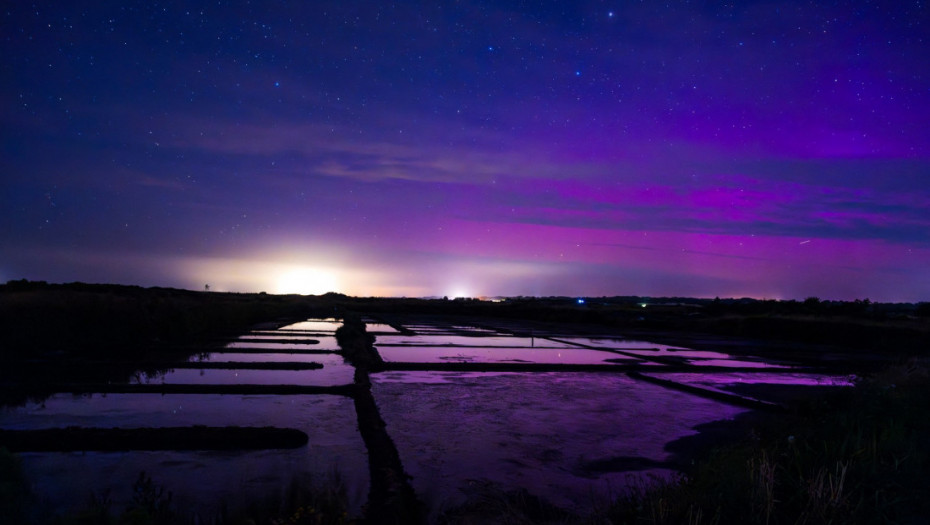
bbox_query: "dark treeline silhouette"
[0,279,331,358]
[0,280,335,406]
[3,280,928,363]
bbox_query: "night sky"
[2,2,929,301]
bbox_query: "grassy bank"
[605,360,930,524]
[2,465,354,525]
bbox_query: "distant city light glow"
[275,267,340,295]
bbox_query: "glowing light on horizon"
[177,254,347,295]
[274,267,340,295]
[448,288,471,299]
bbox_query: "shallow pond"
[362,323,400,333]
[376,345,640,364]
[2,393,368,517]
[132,365,353,386]
[375,334,578,348]
[278,320,342,332]
[556,337,691,351]
[371,371,748,517]
[224,339,342,351]
[0,317,853,522]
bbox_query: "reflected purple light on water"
[362,323,400,333]
[559,338,691,351]
[0,316,859,520]
[2,394,369,515]
[623,349,733,359]
[376,345,637,364]
[657,372,856,387]
[278,320,342,332]
[189,352,342,364]
[238,334,328,340]
[378,346,639,364]
[132,367,354,386]
[372,371,748,517]
[225,340,342,351]
[375,335,575,348]
[688,359,791,369]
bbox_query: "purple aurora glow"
[2,2,928,300]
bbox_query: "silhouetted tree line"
[0,280,331,359]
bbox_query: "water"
[371,371,747,516]
[556,337,691,351]
[0,317,852,521]
[278,320,342,332]
[1,325,365,518]
[376,345,638,364]
[4,394,368,517]
[132,367,353,386]
[224,340,342,350]
[188,352,336,363]
[375,335,577,348]
[363,323,400,333]
[182,352,356,385]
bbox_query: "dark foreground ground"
[1,280,929,524]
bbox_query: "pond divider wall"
[0,383,356,396]
[627,372,787,412]
[7,361,325,371]
[0,426,309,452]
[545,336,704,366]
[214,338,322,345]
[194,347,338,355]
[336,316,425,525]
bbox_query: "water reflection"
[557,337,690,351]
[3,393,369,516]
[362,323,400,333]
[277,320,342,332]
[376,345,638,364]
[0,315,855,521]
[132,367,353,386]
[375,335,576,348]
[372,371,748,517]
[225,340,341,351]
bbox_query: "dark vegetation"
[0,280,335,406]
[0,279,332,356]
[3,280,927,362]
[336,295,930,358]
[606,360,930,524]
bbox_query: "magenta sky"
[2,2,929,300]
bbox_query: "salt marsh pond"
[0,316,854,520]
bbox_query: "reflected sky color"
[2,2,928,300]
